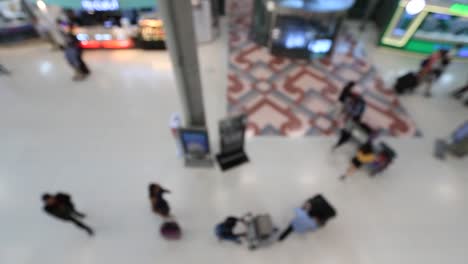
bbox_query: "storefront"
[30,0,219,49]
[67,8,162,49]
[251,0,355,59]
[42,0,165,49]
[379,0,468,58]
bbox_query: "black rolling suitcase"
[160,220,181,240]
[368,142,397,176]
[306,195,337,224]
[395,72,419,94]
[379,142,397,160]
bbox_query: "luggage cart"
[366,142,397,176]
[244,213,278,250]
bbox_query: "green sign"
[450,3,468,16]
[404,39,435,54]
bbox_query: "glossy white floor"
[0,21,467,264]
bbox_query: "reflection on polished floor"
[0,19,467,264]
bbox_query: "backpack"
[160,221,181,240]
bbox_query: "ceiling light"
[405,0,426,15]
[37,0,47,11]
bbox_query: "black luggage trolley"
[367,142,397,176]
[244,213,278,250]
[306,194,337,224]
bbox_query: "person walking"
[42,192,94,236]
[342,92,366,123]
[332,81,356,118]
[338,81,356,103]
[149,183,171,218]
[418,49,451,97]
[60,22,90,81]
[215,216,247,244]
[278,202,322,242]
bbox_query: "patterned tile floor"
[227,0,419,137]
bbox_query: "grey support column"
[328,15,344,58]
[359,0,380,31]
[158,0,207,127]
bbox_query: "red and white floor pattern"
[227,0,419,137]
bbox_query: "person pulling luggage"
[418,49,451,97]
[339,142,376,181]
[42,192,94,236]
[278,202,322,241]
[394,47,454,96]
[338,81,356,104]
[279,195,336,242]
[59,21,91,81]
[331,81,355,118]
[149,183,171,218]
[215,216,248,244]
[342,92,366,123]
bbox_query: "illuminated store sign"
[81,0,119,11]
[379,1,468,57]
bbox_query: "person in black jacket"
[59,22,90,81]
[338,81,356,103]
[42,193,94,236]
[343,93,366,123]
[215,216,247,244]
[149,183,171,218]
